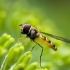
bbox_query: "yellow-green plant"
[0,33,48,70]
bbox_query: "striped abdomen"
[35,35,57,51]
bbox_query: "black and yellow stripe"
[35,35,57,51]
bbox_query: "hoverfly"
[19,24,70,67]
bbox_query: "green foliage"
[0,0,70,70]
[0,33,43,70]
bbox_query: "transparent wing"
[41,32,70,43]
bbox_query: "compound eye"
[20,24,31,34]
[23,24,31,34]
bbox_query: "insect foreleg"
[18,36,27,43]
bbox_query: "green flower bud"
[13,51,32,70]
[0,46,7,56]
[0,33,11,45]
[17,51,31,64]
[1,43,24,70]
[24,62,38,70]
[3,37,14,49]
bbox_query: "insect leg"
[31,44,37,51]
[18,36,27,43]
[34,41,43,68]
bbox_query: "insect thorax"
[27,27,39,40]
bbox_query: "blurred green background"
[0,0,70,70]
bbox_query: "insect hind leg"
[31,44,37,51]
[34,41,43,68]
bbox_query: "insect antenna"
[19,24,23,26]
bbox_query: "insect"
[19,24,70,67]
